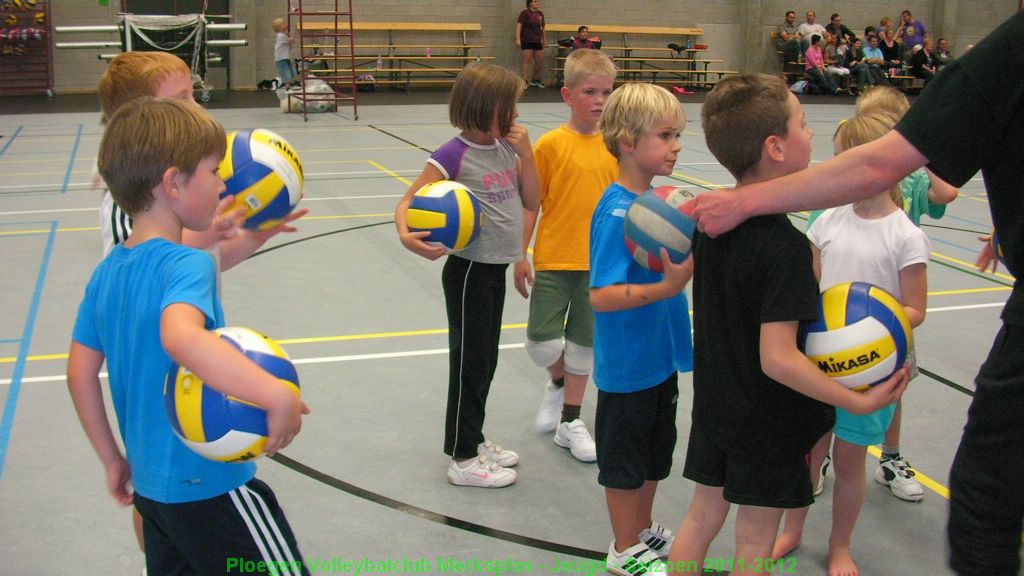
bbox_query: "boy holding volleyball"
[589,82,693,573]
[96,50,306,265]
[67,97,309,575]
[513,48,618,462]
[668,75,907,573]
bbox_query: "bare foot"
[771,531,801,560]
[828,542,859,576]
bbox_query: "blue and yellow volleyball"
[990,230,1007,268]
[624,185,697,272]
[407,180,482,250]
[164,327,301,463]
[799,282,912,391]
[219,128,304,231]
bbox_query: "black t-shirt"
[691,214,834,457]
[896,11,1024,324]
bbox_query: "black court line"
[272,453,727,574]
[247,221,394,259]
[368,124,434,154]
[919,367,975,397]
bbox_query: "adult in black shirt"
[825,13,856,45]
[690,12,1024,575]
[909,39,937,84]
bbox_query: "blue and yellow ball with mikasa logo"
[164,327,301,463]
[406,180,482,250]
[799,282,912,391]
[219,128,304,230]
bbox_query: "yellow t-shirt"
[532,126,618,270]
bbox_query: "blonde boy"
[668,75,906,573]
[68,97,309,574]
[514,49,617,463]
[589,83,693,574]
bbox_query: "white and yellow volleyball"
[799,282,912,391]
[164,327,301,463]
[219,128,304,230]
[406,180,482,251]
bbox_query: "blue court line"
[60,124,83,195]
[942,212,993,230]
[0,339,22,344]
[0,126,22,158]
[0,221,57,480]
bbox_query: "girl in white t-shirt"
[773,111,929,576]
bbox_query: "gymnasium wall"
[48,0,1017,94]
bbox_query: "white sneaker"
[606,541,667,576]
[478,440,519,467]
[447,456,516,488]
[814,454,831,497]
[533,380,565,433]
[874,456,924,502]
[554,419,597,462]
[638,521,674,559]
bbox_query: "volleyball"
[164,327,301,463]
[624,185,696,272]
[799,282,912,391]
[219,128,304,231]
[407,180,482,250]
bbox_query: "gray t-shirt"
[428,135,524,263]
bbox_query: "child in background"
[774,111,930,576]
[395,63,540,488]
[68,97,310,575]
[571,26,602,50]
[515,49,617,463]
[96,51,306,265]
[589,82,693,573]
[669,75,906,574]
[808,86,956,502]
[272,18,295,88]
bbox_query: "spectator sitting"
[824,33,851,92]
[859,34,890,91]
[910,39,937,84]
[880,28,902,69]
[826,13,856,45]
[935,38,953,70]
[877,16,894,38]
[798,9,827,51]
[776,10,802,64]
[805,34,841,94]
[570,25,601,50]
[863,26,877,41]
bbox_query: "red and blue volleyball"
[406,180,482,250]
[624,185,697,272]
[218,128,304,231]
[799,282,912,391]
[164,327,301,463]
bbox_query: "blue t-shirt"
[72,239,255,503]
[589,183,693,393]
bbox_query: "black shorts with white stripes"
[134,477,308,575]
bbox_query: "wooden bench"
[545,24,734,87]
[888,74,925,92]
[296,22,486,88]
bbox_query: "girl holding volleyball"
[395,63,540,488]
[773,111,930,576]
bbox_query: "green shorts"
[526,270,594,347]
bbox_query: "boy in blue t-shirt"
[67,97,309,575]
[589,82,694,574]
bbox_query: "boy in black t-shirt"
[667,75,908,571]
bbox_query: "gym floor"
[0,87,1013,575]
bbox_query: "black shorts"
[134,478,309,575]
[521,41,544,51]
[595,373,678,489]
[683,424,814,509]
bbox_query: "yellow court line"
[928,286,1010,296]
[0,213,397,236]
[0,323,529,365]
[867,446,949,499]
[671,170,722,189]
[0,226,99,236]
[932,250,1014,281]
[367,159,414,186]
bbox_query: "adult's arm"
[692,129,928,237]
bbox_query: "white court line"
[0,194,405,217]
[0,343,526,385]
[0,304,1010,385]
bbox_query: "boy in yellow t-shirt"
[513,49,618,462]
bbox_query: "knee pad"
[563,340,593,376]
[525,338,562,369]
